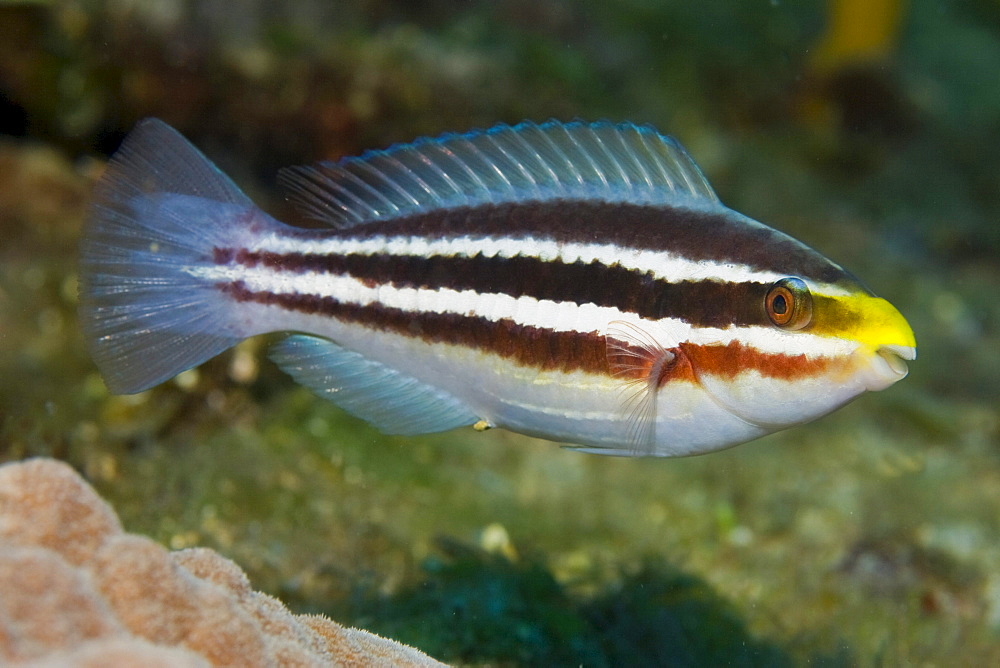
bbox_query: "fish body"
[79,119,915,456]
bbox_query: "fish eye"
[765,277,812,330]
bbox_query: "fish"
[78,118,916,457]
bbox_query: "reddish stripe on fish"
[218,280,840,382]
[679,340,841,381]
[220,279,609,374]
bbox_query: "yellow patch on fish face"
[810,292,916,352]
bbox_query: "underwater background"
[1,0,998,664]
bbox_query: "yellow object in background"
[799,0,912,136]
[811,0,907,71]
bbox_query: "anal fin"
[270,335,478,435]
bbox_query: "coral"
[0,458,445,667]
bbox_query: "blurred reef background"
[2,0,999,664]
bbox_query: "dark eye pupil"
[772,294,788,314]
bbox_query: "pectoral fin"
[602,321,679,456]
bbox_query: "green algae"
[340,542,801,666]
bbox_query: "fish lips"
[863,343,916,391]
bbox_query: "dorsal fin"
[279,120,721,228]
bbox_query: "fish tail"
[79,118,263,394]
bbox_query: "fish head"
[682,275,916,432]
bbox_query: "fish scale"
[79,118,915,457]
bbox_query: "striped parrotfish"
[79,118,915,457]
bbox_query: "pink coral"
[0,458,446,667]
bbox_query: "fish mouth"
[880,343,915,374]
[866,344,916,390]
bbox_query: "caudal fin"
[79,119,258,394]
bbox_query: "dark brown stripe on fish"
[294,199,852,285]
[218,247,776,328]
[219,281,843,381]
